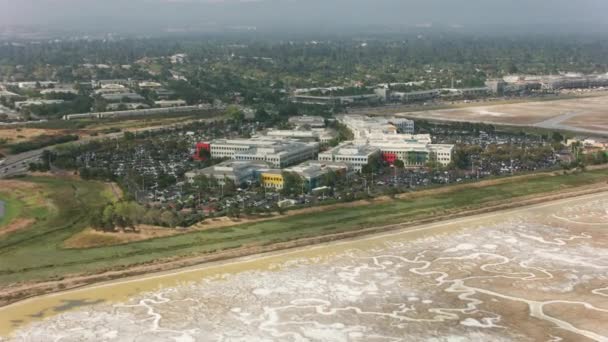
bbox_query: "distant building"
[15,99,64,110]
[139,81,162,89]
[485,79,507,95]
[16,81,57,89]
[95,84,128,95]
[502,74,608,91]
[92,79,135,88]
[265,128,337,144]
[291,94,380,105]
[40,88,78,95]
[155,100,187,108]
[154,89,176,100]
[566,138,608,150]
[457,87,491,97]
[107,103,150,110]
[339,115,415,138]
[389,89,440,103]
[288,115,326,128]
[0,90,19,99]
[170,54,188,64]
[101,93,145,102]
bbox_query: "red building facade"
[382,152,398,164]
[194,142,211,161]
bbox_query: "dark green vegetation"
[2,35,608,106]
[1,169,607,286]
[7,135,79,154]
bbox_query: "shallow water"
[1,193,607,341]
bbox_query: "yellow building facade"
[260,172,284,190]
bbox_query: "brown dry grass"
[0,179,41,191]
[0,128,63,144]
[64,226,178,248]
[0,219,35,237]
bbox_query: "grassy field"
[0,197,20,227]
[0,170,607,286]
[0,182,50,229]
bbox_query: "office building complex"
[209,137,319,168]
[319,143,381,171]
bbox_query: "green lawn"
[0,170,607,286]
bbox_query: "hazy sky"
[1,0,607,34]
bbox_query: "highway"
[0,149,46,178]
[0,115,222,179]
[0,133,123,179]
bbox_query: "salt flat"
[2,192,608,342]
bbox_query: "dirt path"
[1,182,607,308]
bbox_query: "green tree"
[226,105,245,122]
[281,172,304,196]
[254,108,271,123]
[551,132,564,143]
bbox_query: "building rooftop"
[101,93,145,101]
[285,160,349,179]
[321,142,380,157]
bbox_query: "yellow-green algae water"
[1,193,607,341]
[0,217,478,337]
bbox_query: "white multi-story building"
[210,137,319,168]
[389,118,415,134]
[339,115,415,139]
[429,144,455,165]
[265,128,337,144]
[354,133,452,167]
[319,143,381,172]
[338,115,453,167]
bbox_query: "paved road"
[393,110,608,137]
[0,150,45,178]
[534,111,608,135]
[0,116,221,179]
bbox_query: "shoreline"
[1,183,607,310]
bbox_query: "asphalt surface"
[0,117,217,179]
